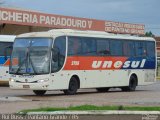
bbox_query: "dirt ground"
[0,81,160,113]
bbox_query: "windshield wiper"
[15,47,38,75]
[28,49,38,75]
[15,52,28,74]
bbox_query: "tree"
[145,31,155,37]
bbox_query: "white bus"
[9,29,156,95]
[0,35,15,84]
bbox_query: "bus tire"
[121,75,137,92]
[63,77,79,95]
[96,88,110,92]
[33,90,46,96]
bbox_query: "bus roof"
[17,29,155,41]
[0,35,16,42]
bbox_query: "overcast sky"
[2,0,160,36]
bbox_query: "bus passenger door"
[50,36,67,89]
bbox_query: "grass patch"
[125,106,160,111]
[19,105,160,114]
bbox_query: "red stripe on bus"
[63,56,128,70]
[3,59,10,66]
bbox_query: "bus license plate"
[23,85,30,88]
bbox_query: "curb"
[26,110,160,115]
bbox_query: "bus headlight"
[9,78,15,82]
[37,79,49,83]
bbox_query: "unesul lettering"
[92,59,146,69]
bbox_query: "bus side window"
[97,39,110,56]
[135,42,147,57]
[110,40,123,56]
[146,41,155,57]
[51,36,66,73]
[123,41,135,57]
[0,42,13,62]
[68,37,81,56]
[0,42,13,56]
[82,38,96,55]
[4,46,13,60]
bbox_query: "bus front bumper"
[9,81,50,90]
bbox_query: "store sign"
[0,7,145,35]
[105,21,145,35]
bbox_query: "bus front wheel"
[121,75,137,92]
[63,77,79,95]
[33,90,46,96]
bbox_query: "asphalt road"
[0,81,160,113]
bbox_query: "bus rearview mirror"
[52,48,59,62]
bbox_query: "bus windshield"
[10,38,52,75]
